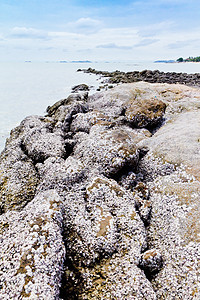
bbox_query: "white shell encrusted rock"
[0,190,65,299]
[0,81,200,299]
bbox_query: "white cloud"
[67,18,103,34]
[96,43,132,50]
[168,39,200,49]
[134,39,159,47]
[10,27,48,39]
[2,20,200,61]
[138,21,175,38]
[49,31,83,39]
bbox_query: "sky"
[0,0,200,62]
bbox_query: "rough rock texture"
[73,125,150,176]
[0,190,65,299]
[1,80,200,299]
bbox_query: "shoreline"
[78,68,200,89]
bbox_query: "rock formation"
[0,80,200,299]
[79,68,200,87]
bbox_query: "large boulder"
[140,110,200,178]
[73,124,151,176]
[137,107,200,298]
[88,83,166,129]
[125,98,166,128]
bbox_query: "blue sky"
[0,0,200,61]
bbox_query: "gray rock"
[119,171,137,190]
[36,156,86,196]
[70,111,112,133]
[0,119,40,214]
[73,124,150,176]
[0,154,39,213]
[141,110,200,178]
[88,82,166,129]
[71,83,89,93]
[0,190,65,299]
[20,116,66,163]
[138,151,200,298]
[60,175,157,298]
[1,82,200,299]
[46,92,88,118]
[79,67,200,87]
[62,102,89,131]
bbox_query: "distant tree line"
[177,56,200,62]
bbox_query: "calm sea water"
[0,60,200,151]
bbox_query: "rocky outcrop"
[71,84,89,93]
[79,67,200,87]
[0,81,200,299]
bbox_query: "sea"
[1,60,200,151]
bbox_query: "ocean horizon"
[1,60,200,151]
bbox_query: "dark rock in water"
[0,81,200,299]
[71,83,89,93]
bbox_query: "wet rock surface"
[0,81,200,299]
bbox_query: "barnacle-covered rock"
[20,116,66,162]
[141,110,200,178]
[0,156,39,214]
[63,175,147,266]
[1,81,200,299]
[46,92,88,123]
[88,82,166,129]
[71,83,89,93]
[60,176,157,298]
[0,126,39,214]
[70,110,112,133]
[73,125,150,176]
[0,190,65,299]
[138,149,200,298]
[36,156,86,195]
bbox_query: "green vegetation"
[177,57,184,62]
[177,56,200,62]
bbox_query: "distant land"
[154,57,200,63]
[59,60,92,63]
[154,60,175,63]
[177,56,200,62]
[24,60,92,63]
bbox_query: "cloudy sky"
[0,0,200,61]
